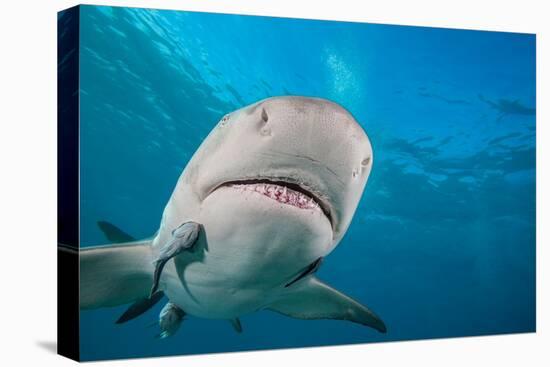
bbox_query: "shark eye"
[219,114,230,127]
[361,157,371,166]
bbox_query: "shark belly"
[160,185,333,319]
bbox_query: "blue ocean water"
[75,5,536,361]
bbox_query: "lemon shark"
[79,96,386,336]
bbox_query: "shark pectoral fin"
[116,291,165,324]
[268,277,386,333]
[150,221,201,297]
[285,257,323,287]
[80,240,154,309]
[97,220,136,243]
[229,318,243,333]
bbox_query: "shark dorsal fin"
[97,220,136,243]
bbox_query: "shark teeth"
[231,183,320,211]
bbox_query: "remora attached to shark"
[78,96,386,336]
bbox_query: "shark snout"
[193,96,372,240]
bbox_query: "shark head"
[174,96,373,246]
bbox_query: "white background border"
[0,1,547,366]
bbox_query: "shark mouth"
[216,178,333,226]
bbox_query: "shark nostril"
[259,108,271,136]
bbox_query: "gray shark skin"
[79,96,386,335]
